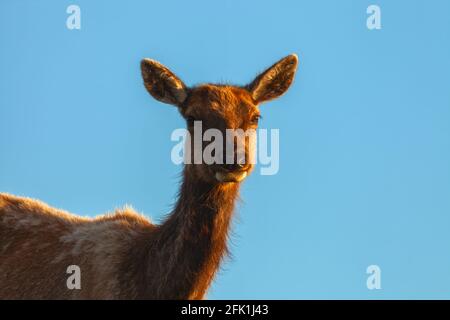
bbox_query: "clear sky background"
[1,0,450,299]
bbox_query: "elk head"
[141,54,298,184]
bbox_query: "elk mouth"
[215,170,248,183]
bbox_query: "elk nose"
[223,157,247,172]
[223,163,245,172]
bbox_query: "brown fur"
[0,55,298,299]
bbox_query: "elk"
[0,54,298,299]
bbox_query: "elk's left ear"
[247,54,299,104]
[141,58,188,106]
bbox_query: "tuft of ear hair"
[141,58,188,106]
[247,54,299,104]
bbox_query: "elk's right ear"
[141,59,188,106]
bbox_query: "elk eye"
[186,116,196,126]
[251,115,261,125]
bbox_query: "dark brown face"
[180,85,260,183]
[141,54,298,184]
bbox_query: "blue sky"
[1,0,450,299]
